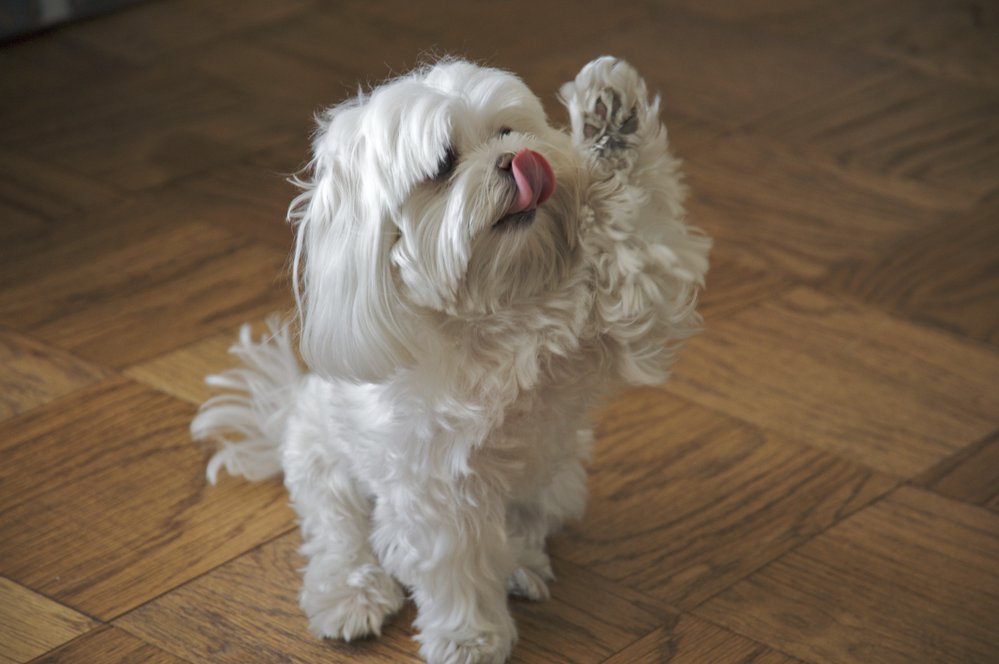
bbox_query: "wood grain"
[824,202,999,347]
[1,63,290,191]
[602,616,802,664]
[0,577,96,664]
[118,531,671,664]
[916,431,999,512]
[115,531,430,664]
[0,149,119,248]
[2,1,997,661]
[747,67,999,199]
[667,287,999,477]
[0,327,109,422]
[696,486,999,664]
[0,219,290,368]
[683,131,961,279]
[32,627,189,664]
[124,320,296,406]
[0,378,295,619]
[551,389,895,610]
[670,0,999,88]
[525,6,892,129]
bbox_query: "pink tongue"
[509,149,556,214]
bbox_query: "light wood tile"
[696,486,999,664]
[0,577,96,664]
[603,616,802,664]
[824,203,999,347]
[916,432,999,513]
[124,320,296,406]
[32,627,189,664]
[551,390,894,609]
[0,378,294,619]
[0,327,109,422]
[667,287,999,477]
[0,219,290,368]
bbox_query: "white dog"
[193,56,709,664]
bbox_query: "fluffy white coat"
[192,56,710,664]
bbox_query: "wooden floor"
[2,1,998,662]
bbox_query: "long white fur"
[192,56,709,664]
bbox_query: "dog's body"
[193,57,709,664]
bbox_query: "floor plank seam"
[109,522,299,628]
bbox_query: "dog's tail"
[191,317,304,484]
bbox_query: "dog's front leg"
[372,480,516,664]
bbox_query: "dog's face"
[293,61,582,382]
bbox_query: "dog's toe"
[302,563,405,641]
[507,566,552,601]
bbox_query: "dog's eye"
[499,127,512,137]
[435,146,458,181]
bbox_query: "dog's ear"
[290,113,415,384]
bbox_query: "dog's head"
[291,60,582,382]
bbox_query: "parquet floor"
[1,1,997,662]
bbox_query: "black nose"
[496,152,515,170]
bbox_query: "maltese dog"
[192,56,709,664]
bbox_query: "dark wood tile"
[158,140,304,251]
[0,327,110,422]
[823,203,999,347]
[916,432,999,513]
[667,287,999,477]
[0,149,120,247]
[0,577,97,664]
[33,627,190,664]
[61,0,318,65]
[0,214,291,369]
[514,559,670,663]
[1,64,291,192]
[683,131,962,278]
[673,0,999,88]
[603,616,802,664]
[696,486,999,664]
[526,7,894,129]
[551,390,895,610]
[0,378,295,619]
[747,68,999,200]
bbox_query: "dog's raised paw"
[560,56,656,167]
